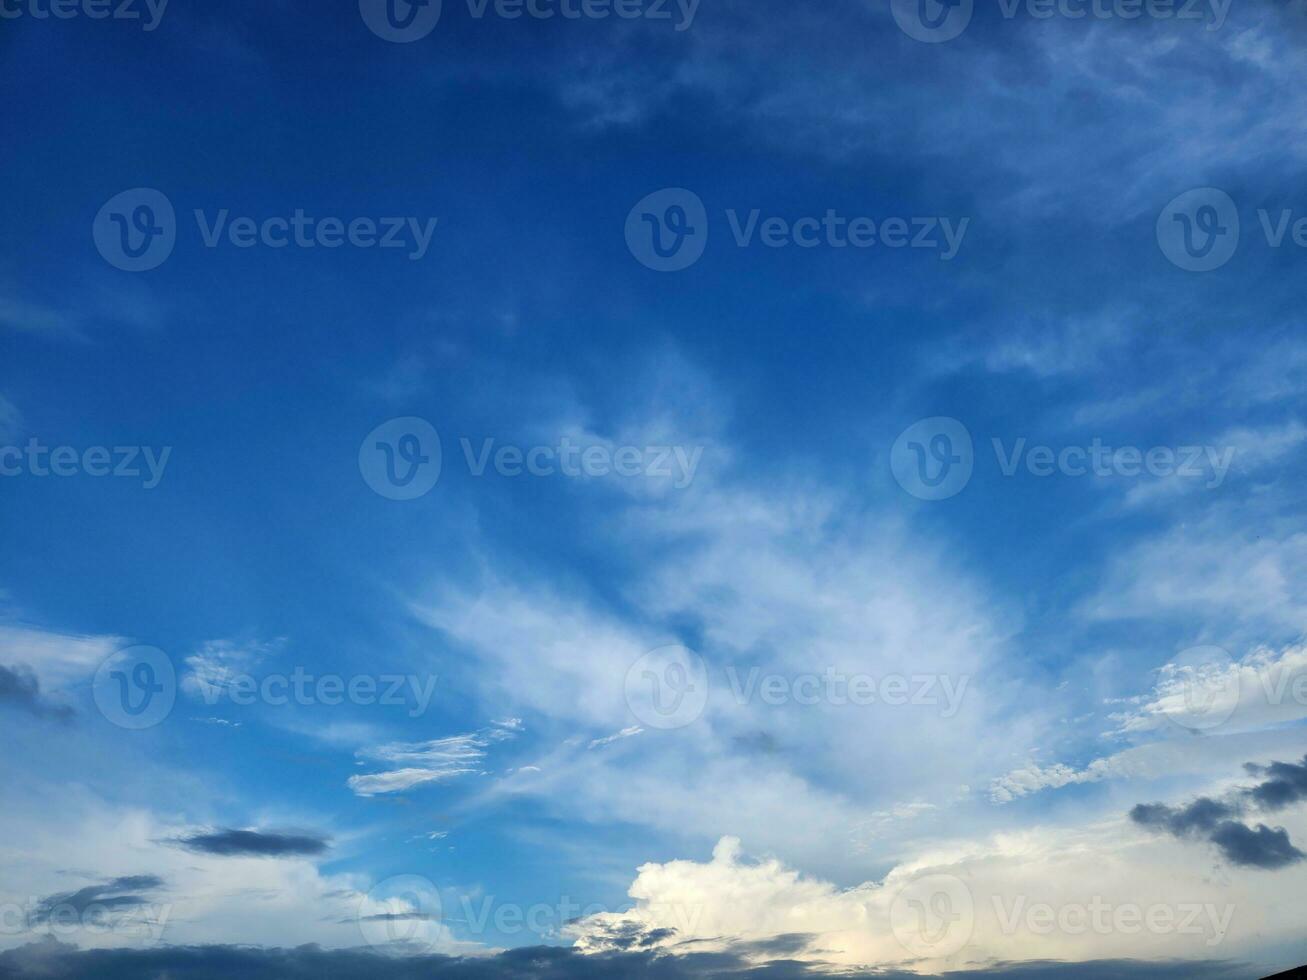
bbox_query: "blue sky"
[3,0,1307,976]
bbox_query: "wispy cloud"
[348,722,522,797]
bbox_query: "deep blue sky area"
[2,0,1307,976]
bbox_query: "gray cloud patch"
[1130,798,1237,837]
[0,941,1258,979]
[1130,801,1304,869]
[1208,823,1304,871]
[171,829,328,857]
[30,876,164,925]
[0,663,73,722]
[1246,755,1307,811]
[1130,753,1307,870]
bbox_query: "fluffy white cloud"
[570,825,1307,973]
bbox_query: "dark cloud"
[567,920,680,952]
[30,876,164,926]
[171,829,329,857]
[1129,798,1238,837]
[0,942,1258,980]
[1130,754,1307,871]
[0,664,73,722]
[1130,800,1304,870]
[1245,756,1307,812]
[732,731,779,754]
[1208,823,1305,871]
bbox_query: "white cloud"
[990,642,1307,804]
[1112,643,1307,738]
[180,638,280,702]
[569,824,1307,973]
[989,761,1114,804]
[348,725,520,797]
[0,294,81,338]
[405,356,1054,877]
[0,785,472,955]
[588,726,643,749]
[0,624,123,690]
[1084,500,1307,635]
